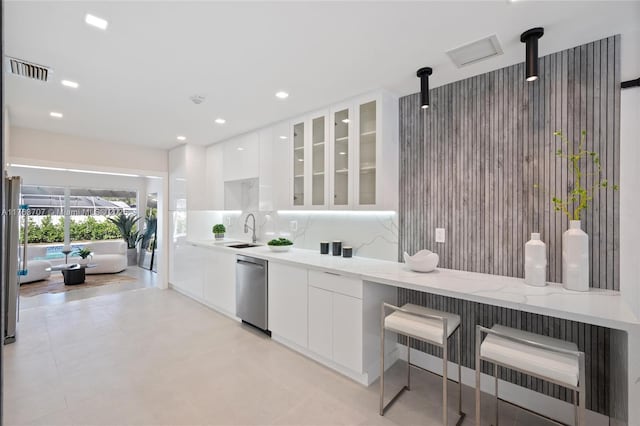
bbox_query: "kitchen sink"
[225,243,260,249]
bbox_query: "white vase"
[524,233,547,287]
[562,220,589,292]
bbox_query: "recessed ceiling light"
[177,136,186,141]
[50,112,63,118]
[215,118,226,124]
[339,151,346,155]
[342,119,350,123]
[237,147,244,151]
[85,13,108,30]
[61,80,79,89]
[279,135,288,140]
[275,91,289,99]
[297,158,303,162]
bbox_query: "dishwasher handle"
[237,259,265,268]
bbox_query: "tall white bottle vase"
[562,220,590,292]
[524,233,547,287]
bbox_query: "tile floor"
[4,285,552,425]
[18,267,157,310]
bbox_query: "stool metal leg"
[573,390,578,426]
[443,338,448,426]
[475,327,481,426]
[494,364,499,426]
[379,305,385,416]
[407,338,411,390]
[578,354,586,426]
[457,327,462,415]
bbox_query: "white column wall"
[620,87,640,426]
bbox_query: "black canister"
[320,241,330,254]
[342,247,353,258]
[332,241,342,256]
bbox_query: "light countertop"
[188,239,640,330]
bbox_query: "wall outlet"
[435,228,446,243]
[290,220,298,232]
[225,216,231,226]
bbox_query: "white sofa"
[27,240,128,275]
[19,260,52,284]
[85,240,127,274]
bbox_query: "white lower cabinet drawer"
[308,270,362,299]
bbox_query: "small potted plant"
[77,247,93,266]
[267,237,293,252]
[212,224,226,240]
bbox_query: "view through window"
[21,186,138,254]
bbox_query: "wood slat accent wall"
[398,36,620,415]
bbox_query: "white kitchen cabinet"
[205,143,225,210]
[203,250,236,317]
[223,132,260,182]
[352,92,398,210]
[206,127,276,211]
[289,110,330,208]
[169,144,207,211]
[332,293,363,372]
[329,103,353,208]
[169,145,187,211]
[307,271,363,372]
[272,121,291,210]
[308,285,333,359]
[288,91,398,211]
[170,241,205,300]
[268,263,308,348]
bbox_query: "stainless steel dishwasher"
[235,255,269,334]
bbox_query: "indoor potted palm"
[108,213,143,266]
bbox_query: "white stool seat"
[385,303,460,345]
[480,325,580,387]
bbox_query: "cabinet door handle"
[323,271,341,276]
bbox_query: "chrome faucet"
[244,213,257,243]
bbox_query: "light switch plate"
[290,220,298,232]
[435,228,446,243]
[224,216,231,226]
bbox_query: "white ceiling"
[4,1,639,150]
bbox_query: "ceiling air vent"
[4,56,52,82]
[446,35,503,68]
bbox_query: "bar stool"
[475,325,586,426]
[379,303,465,426]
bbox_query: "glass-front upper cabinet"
[357,100,377,205]
[311,116,327,206]
[292,121,305,206]
[332,108,350,207]
[288,92,397,211]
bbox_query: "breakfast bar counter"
[188,240,639,330]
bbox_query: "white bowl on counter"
[268,245,293,252]
[403,250,439,272]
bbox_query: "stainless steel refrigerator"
[3,176,27,345]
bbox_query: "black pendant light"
[416,67,433,109]
[520,27,544,82]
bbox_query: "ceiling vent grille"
[446,35,503,68]
[4,56,52,82]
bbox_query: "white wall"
[620,87,640,319]
[8,126,167,174]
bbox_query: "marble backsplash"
[188,210,398,261]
